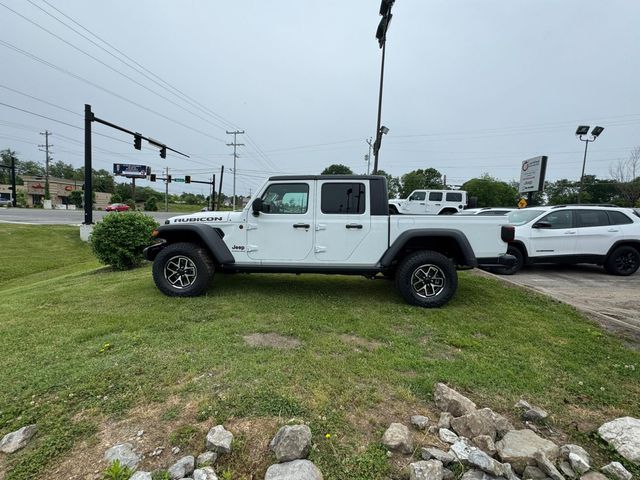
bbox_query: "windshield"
[507,209,545,225]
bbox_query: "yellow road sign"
[518,198,528,209]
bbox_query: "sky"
[1,0,639,198]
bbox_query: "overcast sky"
[1,0,639,197]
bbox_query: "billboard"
[519,156,548,193]
[113,163,151,178]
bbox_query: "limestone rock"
[269,425,312,462]
[560,445,590,474]
[438,412,454,429]
[193,466,219,480]
[601,461,632,480]
[382,423,413,454]
[412,415,430,430]
[473,435,497,457]
[450,439,474,464]
[409,460,444,480]
[104,443,140,470]
[264,459,323,480]
[533,451,564,480]
[206,425,233,454]
[579,473,608,480]
[522,465,547,480]
[597,417,640,465]
[451,408,500,441]
[434,383,477,417]
[422,447,456,465]
[461,470,501,480]
[439,428,459,444]
[168,455,195,480]
[559,460,577,479]
[130,473,152,480]
[197,450,218,467]
[442,468,455,480]
[495,429,559,473]
[468,448,518,480]
[0,425,38,454]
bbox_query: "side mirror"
[252,198,263,216]
[532,221,552,229]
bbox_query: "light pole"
[372,0,394,174]
[576,125,604,203]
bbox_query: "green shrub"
[103,460,133,480]
[125,200,136,211]
[145,196,158,211]
[91,212,159,270]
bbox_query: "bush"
[144,196,158,211]
[125,199,136,211]
[91,212,159,270]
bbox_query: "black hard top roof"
[268,175,385,181]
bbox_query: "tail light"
[501,225,515,242]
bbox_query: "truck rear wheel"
[395,250,458,308]
[152,242,214,296]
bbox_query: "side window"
[540,210,573,229]
[260,183,309,214]
[607,211,633,225]
[576,210,609,228]
[428,192,443,201]
[321,183,366,214]
[410,191,426,201]
[446,192,463,202]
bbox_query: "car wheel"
[395,250,458,308]
[152,242,215,296]
[493,245,524,275]
[604,246,640,276]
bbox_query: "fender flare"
[605,239,640,258]
[379,229,477,267]
[147,224,235,265]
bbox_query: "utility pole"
[365,138,373,174]
[210,174,216,210]
[226,130,244,211]
[39,130,53,201]
[165,166,169,212]
[217,165,224,210]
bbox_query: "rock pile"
[381,383,637,480]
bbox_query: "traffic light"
[134,134,142,150]
[160,146,167,159]
[185,175,191,184]
[150,174,156,182]
[166,175,171,183]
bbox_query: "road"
[0,207,179,225]
[477,264,640,342]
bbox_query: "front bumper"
[476,254,517,268]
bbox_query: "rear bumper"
[476,254,517,268]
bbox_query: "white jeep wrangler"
[145,175,514,308]
[389,189,469,215]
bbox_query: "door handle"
[419,203,425,205]
[564,231,576,235]
[293,223,310,229]
[346,224,363,229]
[608,229,619,232]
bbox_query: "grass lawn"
[0,224,639,479]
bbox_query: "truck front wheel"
[152,242,214,296]
[395,251,458,308]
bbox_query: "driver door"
[402,191,426,214]
[247,182,315,262]
[529,209,577,257]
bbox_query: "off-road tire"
[152,242,215,296]
[395,250,458,308]
[493,245,524,275]
[604,246,640,276]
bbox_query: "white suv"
[495,205,640,275]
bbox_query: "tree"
[461,174,518,207]
[610,146,640,207]
[144,196,158,211]
[69,190,83,208]
[399,168,443,198]
[49,161,76,179]
[546,179,579,204]
[321,164,353,175]
[376,169,401,199]
[0,149,18,184]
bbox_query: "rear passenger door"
[575,209,624,255]
[314,180,371,262]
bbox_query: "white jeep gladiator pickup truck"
[389,189,469,215]
[144,175,514,308]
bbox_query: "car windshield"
[507,209,545,225]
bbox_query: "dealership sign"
[113,163,151,178]
[519,156,548,193]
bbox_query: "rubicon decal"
[173,216,223,223]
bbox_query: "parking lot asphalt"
[476,265,640,342]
